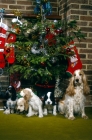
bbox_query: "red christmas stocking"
[66,43,82,77]
[0,22,8,48]
[5,33,16,64]
[0,22,8,68]
[0,50,5,68]
[7,46,15,64]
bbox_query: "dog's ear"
[82,72,90,95]
[24,90,32,101]
[66,77,76,96]
[24,100,29,111]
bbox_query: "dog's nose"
[76,79,79,82]
[47,101,50,104]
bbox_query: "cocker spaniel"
[16,97,29,114]
[58,69,90,120]
[17,88,43,118]
[3,85,17,114]
[43,92,57,116]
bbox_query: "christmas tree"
[6,0,85,86]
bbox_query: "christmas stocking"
[5,33,16,64]
[0,50,5,68]
[0,22,8,68]
[0,22,8,47]
[66,42,82,77]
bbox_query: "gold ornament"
[36,14,41,19]
[26,46,30,51]
[27,63,30,66]
[18,46,22,50]
[13,9,22,17]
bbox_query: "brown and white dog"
[58,69,90,120]
[16,97,29,114]
[17,88,43,118]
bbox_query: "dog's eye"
[79,73,82,76]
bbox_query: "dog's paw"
[11,110,14,114]
[68,116,75,120]
[26,113,34,117]
[3,109,10,114]
[43,112,48,115]
[39,114,43,118]
[82,115,88,119]
[53,112,57,116]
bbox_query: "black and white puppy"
[43,92,57,116]
[3,85,17,114]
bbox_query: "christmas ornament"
[34,0,52,16]
[31,45,40,54]
[0,8,5,22]
[5,47,10,53]
[7,33,16,43]
[45,32,56,46]
[13,9,22,17]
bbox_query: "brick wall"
[0,0,59,15]
[59,0,92,95]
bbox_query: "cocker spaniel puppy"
[58,69,90,120]
[3,85,17,114]
[16,97,29,114]
[17,88,43,118]
[43,92,57,116]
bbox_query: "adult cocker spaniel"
[58,69,90,120]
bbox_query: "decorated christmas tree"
[6,0,85,88]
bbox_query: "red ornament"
[6,47,10,53]
[7,33,16,43]
[54,29,63,35]
[45,33,56,46]
[54,29,60,35]
[41,62,45,67]
[46,27,50,33]
[66,48,71,53]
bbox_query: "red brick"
[75,43,87,48]
[70,4,79,9]
[70,15,79,20]
[9,5,25,10]
[81,60,92,64]
[88,54,92,59]
[0,0,16,4]
[87,65,92,70]
[69,0,88,4]
[80,54,86,58]
[88,44,92,48]
[82,64,86,69]
[79,49,92,53]
[89,22,92,26]
[26,6,35,10]
[0,5,8,8]
[17,1,32,5]
[80,16,92,21]
[81,27,92,32]
[71,10,87,15]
